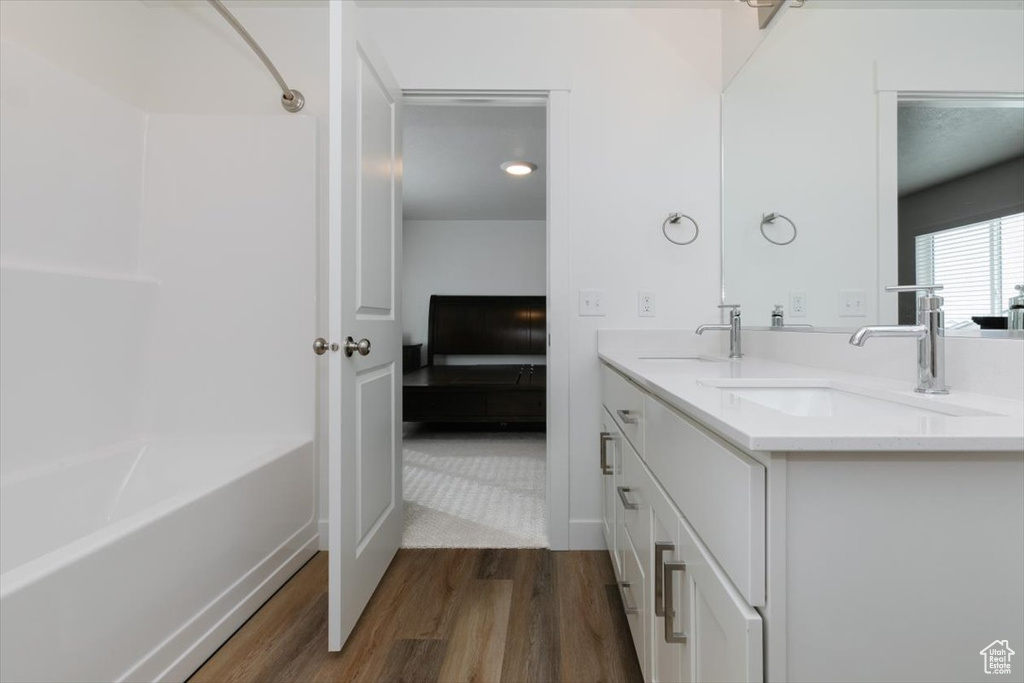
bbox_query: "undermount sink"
[638,356,726,362]
[698,379,999,418]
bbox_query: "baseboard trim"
[569,519,606,550]
[318,518,329,550]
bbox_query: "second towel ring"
[760,212,797,246]
[662,213,699,246]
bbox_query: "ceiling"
[402,104,546,221]
[898,102,1024,196]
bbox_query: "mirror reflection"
[897,98,1023,328]
[722,3,1024,333]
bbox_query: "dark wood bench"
[402,295,546,423]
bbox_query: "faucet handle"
[885,285,943,294]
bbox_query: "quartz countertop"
[600,349,1024,453]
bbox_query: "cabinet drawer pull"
[616,409,640,425]
[619,581,639,615]
[664,561,688,644]
[617,486,639,511]
[599,432,613,475]
[655,542,675,617]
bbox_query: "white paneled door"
[326,0,404,651]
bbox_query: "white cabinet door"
[621,529,648,680]
[652,511,691,683]
[620,438,652,680]
[677,515,763,683]
[600,410,619,577]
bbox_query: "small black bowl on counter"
[971,316,1009,330]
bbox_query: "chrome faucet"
[849,285,948,394]
[697,304,743,359]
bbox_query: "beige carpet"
[402,425,548,548]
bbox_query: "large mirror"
[723,2,1024,332]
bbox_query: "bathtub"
[0,437,317,683]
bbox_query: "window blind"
[915,212,1024,328]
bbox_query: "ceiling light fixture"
[500,161,537,176]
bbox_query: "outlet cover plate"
[790,291,807,317]
[839,289,867,317]
[579,289,606,316]
[639,291,655,317]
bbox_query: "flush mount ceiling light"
[500,161,537,176]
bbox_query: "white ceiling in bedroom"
[402,104,546,221]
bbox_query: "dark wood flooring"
[189,549,642,683]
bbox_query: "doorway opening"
[400,97,549,549]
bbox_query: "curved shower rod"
[206,0,304,112]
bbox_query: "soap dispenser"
[1009,284,1024,331]
[771,305,784,328]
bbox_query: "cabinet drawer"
[617,435,645,547]
[621,531,647,681]
[644,395,765,607]
[602,365,645,456]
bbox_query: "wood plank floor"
[189,550,642,683]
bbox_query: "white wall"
[723,8,1024,328]
[364,6,724,547]
[402,220,546,363]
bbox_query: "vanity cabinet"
[600,365,764,683]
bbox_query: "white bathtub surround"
[0,438,315,683]
[402,426,547,548]
[0,33,318,683]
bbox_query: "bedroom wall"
[364,5,724,549]
[402,220,546,366]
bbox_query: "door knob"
[313,337,339,355]
[343,337,371,357]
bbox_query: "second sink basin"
[698,379,998,418]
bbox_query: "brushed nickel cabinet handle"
[619,581,639,615]
[655,542,675,617]
[617,486,639,511]
[616,409,639,425]
[664,561,688,644]
[599,432,613,475]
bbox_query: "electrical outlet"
[578,289,606,316]
[638,291,655,317]
[839,289,867,317]
[790,291,807,317]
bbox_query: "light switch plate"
[790,291,807,317]
[579,289,606,316]
[839,289,867,317]
[638,291,655,317]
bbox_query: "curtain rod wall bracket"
[206,0,304,113]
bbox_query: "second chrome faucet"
[696,304,743,359]
[849,285,948,394]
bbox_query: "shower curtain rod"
[206,0,304,112]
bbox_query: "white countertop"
[600,349,1024,453]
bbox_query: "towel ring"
[662,213,699,246]
[760,212,797,246]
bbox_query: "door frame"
[394,88,571,550]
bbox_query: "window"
[915,212,1024,328]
